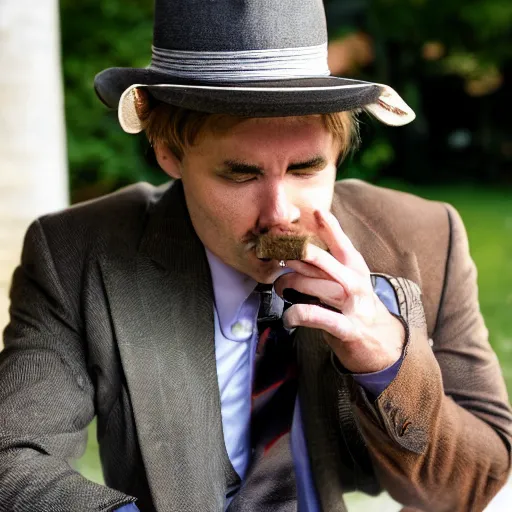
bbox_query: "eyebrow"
[221,156,327,174]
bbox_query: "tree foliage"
[327,0,512,185]
[60,0,512,200]
[60,0,162,201]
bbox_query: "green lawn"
[75,183,512,496]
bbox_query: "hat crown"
[152,0,327,52]
[95,0,415,130]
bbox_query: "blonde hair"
[134,89,359,163]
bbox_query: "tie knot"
[255,281,273,311]
[255,283,283,331]
[254,283,273,293]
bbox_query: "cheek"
[294,175,336,210]
[189,180,257,236]
[211,187,250,216]
[217,194,257,239]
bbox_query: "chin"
[247,259,281,283]
[236,248,280,282]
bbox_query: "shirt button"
[231,319,253,339]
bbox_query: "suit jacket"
[0,179,511,512]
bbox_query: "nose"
[256,181,300,232]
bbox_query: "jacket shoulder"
[21,182,173,299]
[335,179,450,252]
[37,181,170,251]
[333,179,452,334]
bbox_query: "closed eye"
[222,174,258,183]
[215,155,328,182]
[287,156,326,172]
[289,169,320,178]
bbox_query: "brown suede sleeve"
[353,205,512,512]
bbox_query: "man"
[0,1,511,511]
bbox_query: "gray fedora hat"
[94,0,415,133]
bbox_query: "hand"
[274,210,405,374]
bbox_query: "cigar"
[255,233,311,261]
[255,233,337,310]
[255,233,329,261]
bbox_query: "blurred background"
[1,0,511,510]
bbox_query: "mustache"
[242,229,305,249]
[256,233,310,260]
[243,230,327,259]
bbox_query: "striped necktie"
[228,283,298,511]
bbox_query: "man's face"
[174,116,339,283]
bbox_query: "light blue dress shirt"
[117,251,402,512]
[207,249,324,509]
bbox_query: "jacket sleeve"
[352,204,512,512]
[0,220,136,511]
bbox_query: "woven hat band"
[150,43,330,81]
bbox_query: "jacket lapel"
[100,181,237,512]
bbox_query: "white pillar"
[0,0,68,344]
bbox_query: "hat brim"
[95,67,416,133]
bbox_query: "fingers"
[283,260,331,281]
[297,243,369,296]
[276,210,372,315]
[314,209,370,274]
[274,273,348,311]
[283,303,358,343]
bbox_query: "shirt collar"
[205,248,295,341]
[205,248,258,340]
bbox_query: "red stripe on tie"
[263,428,291,455]
[257,327,272,354]
[252,377,286,399]
[251,365,298,399]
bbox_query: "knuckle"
[331,284,347,304]
[283,305,300,328]
[295,304,312,324]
